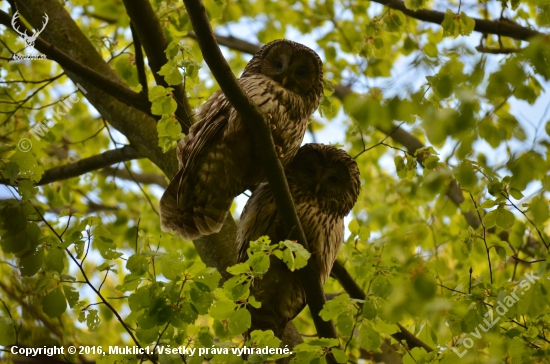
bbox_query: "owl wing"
[236,183,281,263]
[236,183,308,338]
[159,96,231,240]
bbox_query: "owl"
[236,143,361,338]
[160,40,324,240]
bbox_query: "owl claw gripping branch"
[159,40,324,240]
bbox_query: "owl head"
[242,39,324,102]
[287,143,361,217]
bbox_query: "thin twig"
[354,121,407,159]
[469,192,492,284]
[501,193,549,250]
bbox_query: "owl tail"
[159,170,231,240]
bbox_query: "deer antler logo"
[11,11,49,52]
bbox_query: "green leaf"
[42,287,67,318]
[159,252,189,281]
[85,310,101,332]
[195,268,221,292]
[181,59,201,82]
[483,209,498,228]
[337,311,354,337]
[278,240,311,271]
[19,248,44,277]
[0,318,16,346]
[228,308,251,334]
[149,86,177,115]
[332,348,348,363]
[46,248,65,273]
[248,295,261,309]
[157,114,183,152]
[115,55,139,87]
[223,275,250,301]
[529,196,549,225]
[209,300,237,320]
[204,0,227,20]
[197,326,214,347]
[227,262,250,275]
[459,12,475,35]
[404,0,426,10]
[126,254,149,275]
[177,302,199,324]
[412,272,437,300]
[394,155,406,178]
[480,199,497,208]
[441,9,457,37]
[190,283,213,314]
[454,162,477,190]
[494,244,507,262]
[165,41,181,60]
[248,253,270,276]
[495,206,516,230]
[358,323,381,351]
[63,285,80,308]
[307,338,340,348]
[442,10,475,37]
[319,294,351,321]
[362,300,377,320]
[159,61,184,86]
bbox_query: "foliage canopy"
[1,0,550,363]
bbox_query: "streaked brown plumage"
[236,143,361,338]
[160,40,323,240]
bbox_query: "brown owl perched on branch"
[160,40,323,240]
[236,143,361,338]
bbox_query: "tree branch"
[12,0,176,177]
[122,0,193,131]
[99,167,168,188]
[187,31,262,55]
[0,10,152,117]
[36,146,141,186]
[182,0,339,344]
[373,0,543,41]
[130,22,148,95]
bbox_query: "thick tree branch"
[373,0,543,41]
[13,0,176,176]
[122,0,193,131]
[100,167,168,188]
[182,0,339,344]
[130,23,149,95]
[37,146,141,186]
[0,10,152,117]
[330,261,434,353]
[187,31,262,55]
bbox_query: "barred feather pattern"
[160,40,323,241]
[236,143,360,338]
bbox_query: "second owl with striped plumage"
[160,39,323,240]
[237,143,361,338]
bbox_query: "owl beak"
[281,76,288,87]
[315,183,320,193]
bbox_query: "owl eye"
[328,175,339,183]
[295,68,307,76]
[274,61,283,69]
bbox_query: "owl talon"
[270,123,277,131]
[275,145,284,158]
